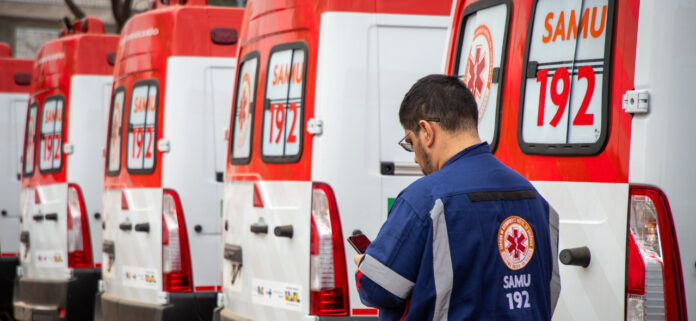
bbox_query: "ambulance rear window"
[126,80,158,174]
[23,102,38,177]
[230,52,259,164]
[261,42,307,163]
[452,0,511,152]
[106,86,126,176]
[38,95,65,173]
[518,0,615,155]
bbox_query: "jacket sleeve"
[355,197,428,309]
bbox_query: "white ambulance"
[14,17,117,320]
[95,2,243,320]
[218,0,453,320]
[444,0,693,319]
[0,42,32,319]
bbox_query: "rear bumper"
[100,291,217,321]
[215,308,378,321]
[13,268,100,321]
[0,257,19,315]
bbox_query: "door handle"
[119,222,133,231]
[44,213,58,221]
[20,231,30,245]
[559,246,591,268]
[250,222,268,234]
[32,214,44,221]
[274,225,293,238]
[134,222,150,233]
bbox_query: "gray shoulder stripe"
[430,199,453,321]
[549,205,561,315]
[359,254,414,300]
[467,189,537,202]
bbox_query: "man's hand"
[354,254,365,267]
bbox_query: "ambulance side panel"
[0,93,28,254]
[629,0,696,316]
[20,183,69,280]
[311,12,449,313]
[66,75,112,265]
[162,56,235,289]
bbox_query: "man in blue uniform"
[354,75,560,320]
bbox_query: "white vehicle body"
[0,92,29,256]
[220,3,453,320]
[442,0,695,319]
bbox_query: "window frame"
[37,95,66,174]
[125,79,160,175]
[260,41,309,164]
[516,0,617,155]
[22,102,38,177]
[229,51,261,165]
[106,86,126,176]
[451,0,512,154]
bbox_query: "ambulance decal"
[231,54,259,162]
[463,24,493,121]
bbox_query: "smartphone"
[347,234,371,254]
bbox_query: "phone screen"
[347,234,371,254]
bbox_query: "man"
[354,75,560,320]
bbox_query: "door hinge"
[622,90,649,114]
[63,143,74,155]
[157,138,171,152]
[307,118,323,135]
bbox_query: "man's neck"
[434,132,482,170]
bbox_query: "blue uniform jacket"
[356,142,560,321]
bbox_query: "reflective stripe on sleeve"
[549,205,561,314]
[359,254,415,300]
[430,199,453,321]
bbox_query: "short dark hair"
[399,74,477,133]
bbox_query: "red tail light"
[162,189,192,292]
[35,188,41,204]
[309,183,349,316]
[253,183,264,208]
[67,184,92,268]
[625,186,687,321]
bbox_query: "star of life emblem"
[498,216,535,270]
[463,24,494,122]
[236,72,252,149]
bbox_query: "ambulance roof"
[30,18,118,94]
[114,4,244,76]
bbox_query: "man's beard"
[415,141,436,175]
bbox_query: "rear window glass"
[106,87,126,176]
[518,0,614,155]
[38,96,64,173]
[230,52,259,164]
[126,80,158,173]
[23,103,38,176]
[453,0,511,152]
[261,43,307,163]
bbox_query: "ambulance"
[0,43,32,320]
[218,0,453,320]
[14,17,117,320]
[95,2,242,320]
[444,0,692,319]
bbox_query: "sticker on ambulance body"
[24,104,38,174]
[251,278,302,311]
[122,265,158,289]
[35,250,66,268]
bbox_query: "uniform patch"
[498,216,535,270]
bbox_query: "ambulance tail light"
[309,183,348,316]
[162,189,192,292]
[625,186,687,321]
[67,184,93,268]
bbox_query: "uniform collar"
[441,142,490,169]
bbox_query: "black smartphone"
[347,234,371,254]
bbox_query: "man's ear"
[418,120,436,148]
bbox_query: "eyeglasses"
[398,118,440,152]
